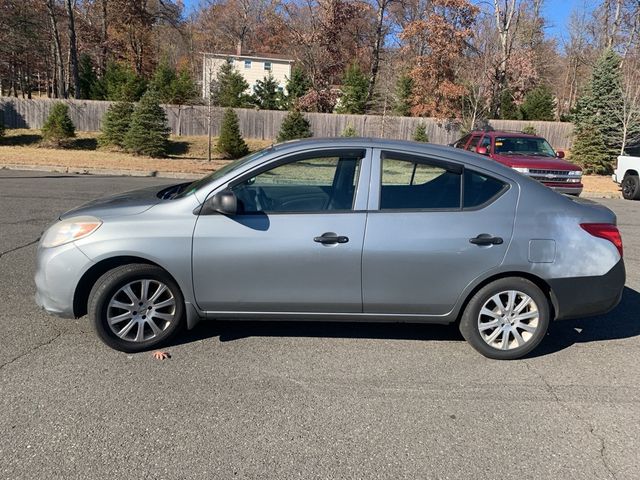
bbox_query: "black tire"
[459,277,550,360]
[88,264,185,353]
[622,174,640,200]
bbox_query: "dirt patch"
[582,175,620,196]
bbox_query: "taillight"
[580,223,623,258]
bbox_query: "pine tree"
[341,124,357,137]
[284,66,311,109]
[336,64,368,114]
[571,117,611,174]
[99,101,134,148]
[394,74,413,116]
[520,86,555,121]
[211,62,250,108]
[277,110,312,142]
[78,53,98,99]
[499,89,520,120]
[413,123,429,142]
[123,90,170,157]
[171,68,198,105]
[42,102,75,146]
[149,59,177,104]
[92,62,147,102]
[217,108,249,159]
[572,48,632,170]
[253,75,282,110]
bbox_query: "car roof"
[470,130,541,139]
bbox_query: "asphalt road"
[1,169,639,480]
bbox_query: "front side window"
[231,150,363,213]
[380,155,461,209]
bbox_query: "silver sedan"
[35,138,625,359]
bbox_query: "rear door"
[361,149,517,316]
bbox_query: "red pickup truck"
[452,130,583,196]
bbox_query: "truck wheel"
[622,174,640,200]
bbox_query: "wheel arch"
[73,256,177,318]
[623,169,639,177]
[455,271,557,323]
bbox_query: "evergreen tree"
[520,86,555,121]
[92,62,147,102]
[171,68,198,105]
[0,110,5,139]
[284,66,311,109]
[499,89,519,120]
[149,59,177,104]
[341,124,357,137]
[42,102,75,146]
[572,48,634,169]
[413,123,429,142]
[99,101,134,147]
[571,117,611,174]
[123,90,170,157]
[217,108,249,159]
[277,110,312,142]
[336,64,368,114]
[253,75,282,110]
[78,53,98,99]
[211,62,250,108]
[394,74,413,116]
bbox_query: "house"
[202,51,294,98]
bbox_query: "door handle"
[314,232,349,244]
[469,234,503,246]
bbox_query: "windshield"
[175,147,273,198]
[494,137,556,157]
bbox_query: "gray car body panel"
[35,138,625,326]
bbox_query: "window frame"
[224,148,371,215]
[370,149,510,213]
[264,61,272,71]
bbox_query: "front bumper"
[543,181,583,196]
[35,241,93,318]
[549,259,625,320]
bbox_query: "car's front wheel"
[88,264,185,352]
[459,277,550,360]
[622,174,640,200]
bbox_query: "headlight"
[568,170,582,177]
[41,216,102,248]
[513,167,529,173]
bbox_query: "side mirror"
[476,146,489,155]
[556,150,565,159]
[205,190,237,215]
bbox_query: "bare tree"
[490,0,521,116]
[619,55,640,153]
[45,0,66,98]
[366,0,395,106]
[65,0,80,98]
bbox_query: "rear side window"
[380,155,461,209]
[463,169,507,208]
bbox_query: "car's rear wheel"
[622,174,640,200]
[88,264,185,352]
[459,277,550,360]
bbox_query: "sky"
[181,0,588,44]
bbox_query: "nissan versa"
[35,139,625,360]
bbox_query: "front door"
[362,149,517,316]
[192,148,370,313]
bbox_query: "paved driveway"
[1,169,639,479]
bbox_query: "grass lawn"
[0,129,272,176]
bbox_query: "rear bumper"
[549,259,625,320]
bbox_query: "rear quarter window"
[463,170,507,208]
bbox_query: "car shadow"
[169,286,640,357]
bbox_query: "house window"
[225,57,233,64]
[244,60,251,69]
[264,61,272,71]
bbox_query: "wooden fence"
[0,96,575,149]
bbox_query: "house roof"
[202,51,294,63]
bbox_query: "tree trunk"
[366,0,388,108]
[100,0,108,74]
[65,0,80,99]
[46,0,67,98]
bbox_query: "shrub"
[412,123,429,142]
[277,110,312,142]
[99,101,134,148]
[341,124,357,137]
[521,125,537,135]
[217,108,249,159]
[123,90,170,157]
[42,102,75,146]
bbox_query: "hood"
[491,153,581,171]
[60,184,171,220]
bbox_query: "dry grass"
[0,129,271,175]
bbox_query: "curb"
[0,164,201,180]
